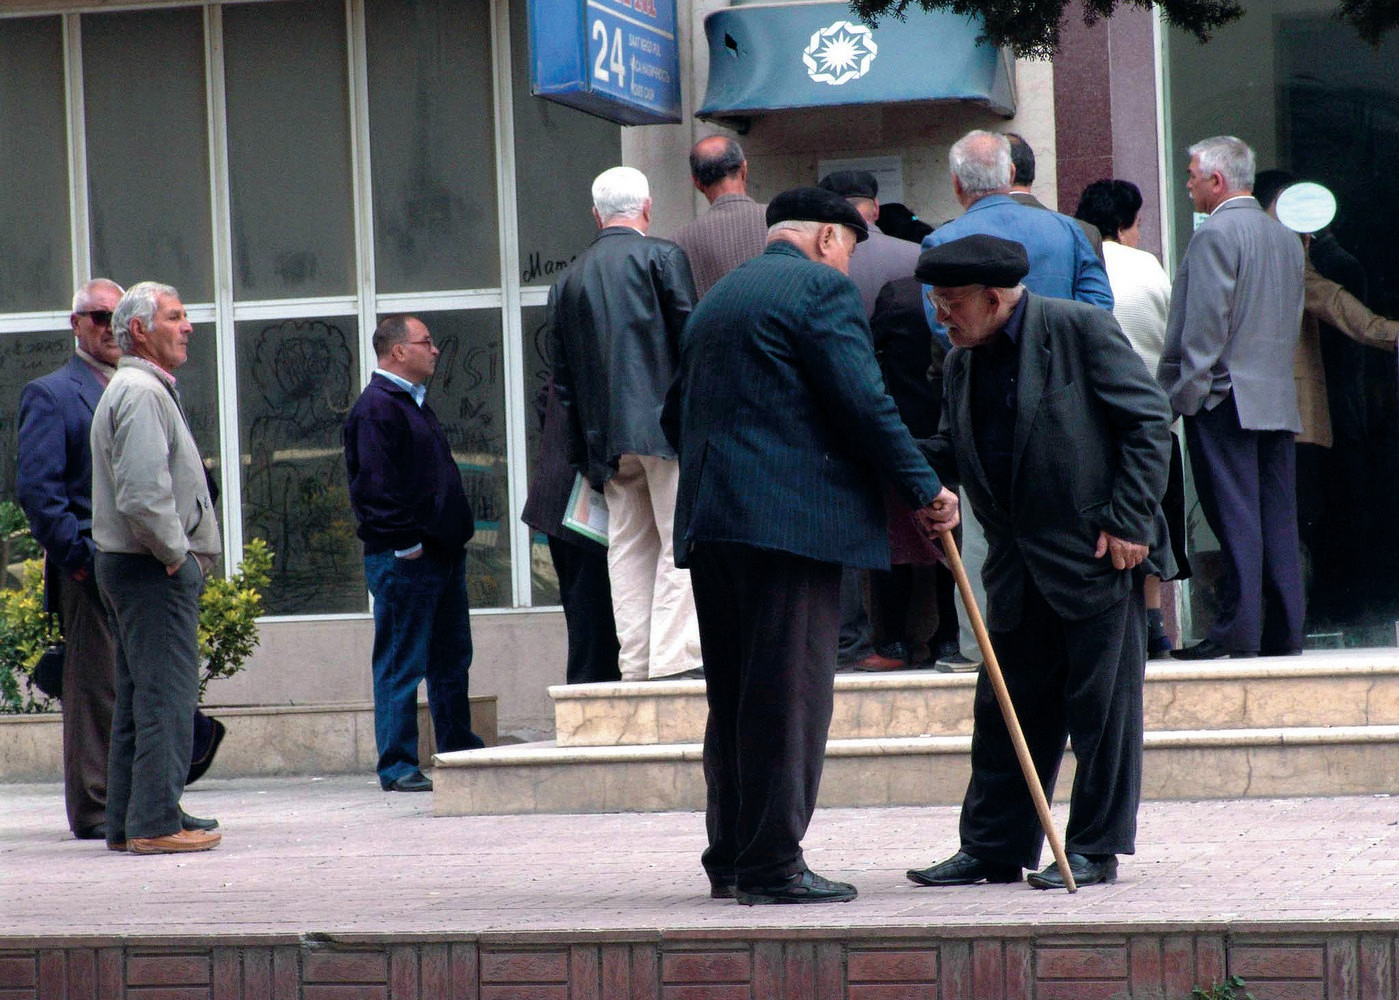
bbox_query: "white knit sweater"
[1104,240,1171,375]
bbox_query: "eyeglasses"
[925,288,982,313]
[402,338,435,349]
[77,310,113,325]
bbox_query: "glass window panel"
[402,309,511,608]
[521,304,559,605]
[236,315,363,615]
[366,0,500,292]
[509,0,621,288]
[224,0,354,299]
[83,9,213,301]
[0,331,77,505]
[178,322,222,506]
[0,18,70,312]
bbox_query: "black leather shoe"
[906,850,1022,886]
[1172,638,1255,660]
[1260,646,1303,657]
[708,877,736,899]
[181,808,219,832]
[735,869,857,905]
[187,715,226,785]
[1026,852,1118,890]
[73,823,106,841]
[384,770,433,792]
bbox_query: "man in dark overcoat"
[666,188,959,905]
[905,235,1173,890]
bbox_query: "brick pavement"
[3,775,1398,937]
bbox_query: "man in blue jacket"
[344,314,485,793]
[667,188,959,905]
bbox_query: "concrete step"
[551,650,1399,746]
[433,722,1399,816]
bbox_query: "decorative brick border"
[2,928,1394,998]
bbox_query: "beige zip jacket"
[91,355,221,567]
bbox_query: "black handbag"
[30,643,64,700]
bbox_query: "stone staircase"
[432,649,1399,816]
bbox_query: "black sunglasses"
[78,310,114,325]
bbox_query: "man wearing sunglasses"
[17,279,124,841]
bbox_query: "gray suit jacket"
[848,229,920,317]
[921,293,1173,627]
[1158,196,1305,430]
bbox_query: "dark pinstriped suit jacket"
[666,240,941,571]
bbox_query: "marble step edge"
[547,652,1399,703]
[435,723,1399,770]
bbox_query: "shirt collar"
[1211,194,1256,215]
[375,367,426,407]
[74,346,117,382]
[973,292,1029,353]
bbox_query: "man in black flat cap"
[904,234,1173,890]
[665,187,960,905]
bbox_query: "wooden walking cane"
[939,529,1077,893]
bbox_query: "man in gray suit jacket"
[671,136,768,298]
[906,235,1173,891]
[667,188,958,905]
[1158,136,1306,659]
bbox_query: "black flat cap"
[818,169,879,201]
[915,234,1029,287]
[766,187,870,242]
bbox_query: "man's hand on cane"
[912,487,960,537]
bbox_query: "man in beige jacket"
[91,281,223,855]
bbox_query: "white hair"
[949,131,1013,197]
[592,166,650,220]
[72,278,123,314]
[112,281,179,353]
[767,220,825,240]
[1189,135,1256,192]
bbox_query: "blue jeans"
[364,547,484,786]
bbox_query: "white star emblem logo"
[803,20,878,86]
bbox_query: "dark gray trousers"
[96,552,203,842]
[54,566,116,834]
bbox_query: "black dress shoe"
[1260,646,1303,657]
[187,715,226,785]
[708,878,736,900]
[1026,852,1118,890]
[73,823,106,841]
[384,770,433,792]
[906,850,1022,886]
[181,808,219,832]
[1172,638,1255,660]
[735,869,857,905]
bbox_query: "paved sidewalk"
[3,775,1398,939]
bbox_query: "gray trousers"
[96,552,203,842]
[54,567,116,834]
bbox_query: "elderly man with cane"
[907,234,1174,890]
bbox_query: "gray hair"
[592,166,650,220]
[1189,135,1255,192]
[949,130,1013,197]
[72,278,123,314]
[112,281,179,353]
[767,220,825,240]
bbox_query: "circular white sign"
[803,21,878,86]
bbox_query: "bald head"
[689,135,748,202]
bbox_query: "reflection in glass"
[509,0,621,287]
[0,18,70,312]
[520,305,560,605]
[366,0,500,292]
[176,323,223,503]
[0,331,77,502]
[407,309,511,608]
[237,316,363,614]
[83,8,213,301]
[224,0,354,299]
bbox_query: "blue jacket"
[343,374,474,555]
[17,355,105,574]
[921,194,1113,341]
[667,240,941,570]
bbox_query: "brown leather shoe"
[127,829,222,855]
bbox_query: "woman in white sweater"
[1076,179,1189,658]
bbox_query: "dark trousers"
[364,547,484,787]
[96,553,203,842]
[960,580,1145,869]
[547,536,620,684]
[836,567,873,662]
[689,542,841,886]
[1185,395,1304,652]
[54,566,115,834]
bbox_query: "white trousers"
[957,488,991,661]
[604,454,702,680]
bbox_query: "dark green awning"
[697,3,1015,128]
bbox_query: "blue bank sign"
[529,0,682,125]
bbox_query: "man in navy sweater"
[344,314,485,792]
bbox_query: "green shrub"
[0,559,60,714]
[1193,976,1255,1000]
